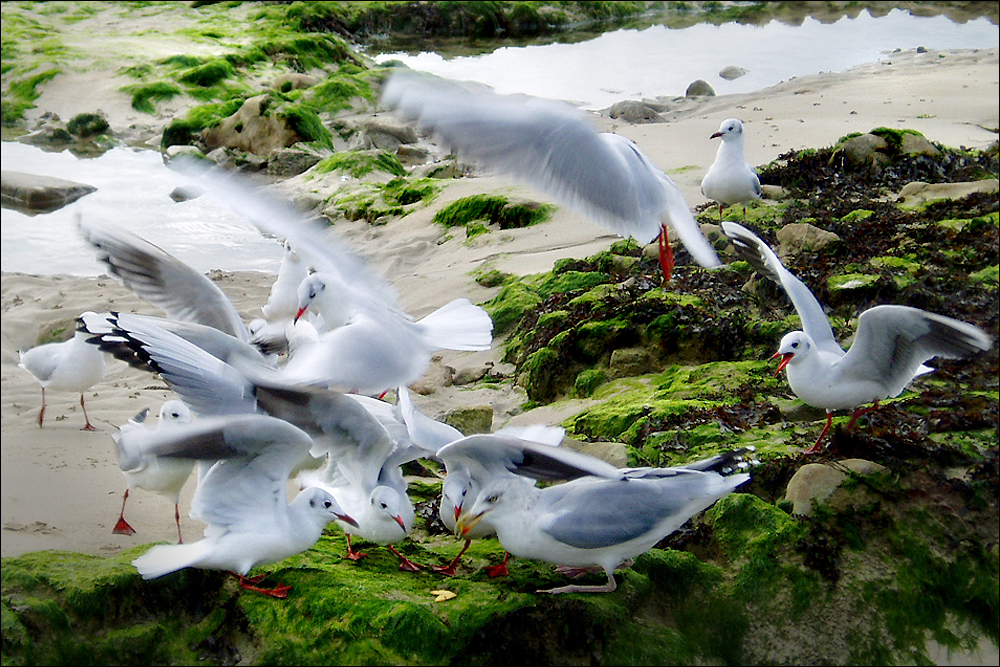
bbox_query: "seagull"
[112,399,195,542]
[457,459,750,594]
[380,70,722,282]
[124,413,358,598]
[18,316,107,431]
[722,221,994,453]
[433,429,623,577]
[700,118,762,221]
[168,159,494,395]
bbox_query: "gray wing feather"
[722,221,842,355]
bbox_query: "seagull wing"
[722,221,842,356]
[835,305,993,398]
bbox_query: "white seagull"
[18,315,107,431]
[170,159,494,396]
[380,70,722,281]
[112,399,195,542]
[457,460,749,594]
[722,221,994,453]
[125,413,358,598]
[700,118,762,221]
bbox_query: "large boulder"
[1,170,96,214]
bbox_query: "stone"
[719,65,748,80]
[775,222,841,261]
[609,346,655,378]
[608,100,663,123]
[272,73,319,92]
[783,459,886,515]
[895,179,999,207]
[685,79,716,97]
[900,132,940,157]
[837,133,890,166]
[202,94,302,157]
[1,170,96,214]
[441,405,494,435]
[362,118,418,151]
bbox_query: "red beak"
[294,306,307,323]
[393,515,405,530]
[771,351,794,376]
[710,131,724,139]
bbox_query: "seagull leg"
[805,412,834,454]
[483,551,511,578]
[540,571,617,595]
[389,545,424,572]
[657,224,674,282]
[80,394,98,431]
[175,503,183,544]
[38,388,46,428]
[846,400,881,432]
[235,573,292,599]
[112,488,136,536]
[432,539,471,576]
[344,534,368,561]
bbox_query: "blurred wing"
[78,217,248,341]
[722,221,842,355]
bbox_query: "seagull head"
[158,400,192,425]
[711,118,744,141]
[295,274,326,323]
[772,331,811,375]
[306,487,358,528]
[370,486,407,532]
[441,475,472,524]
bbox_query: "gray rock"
[266,146,327,177]
[441,405,494,435]
[685,79,716,97]
[784,459,886,515]
[900,132,940,157]
[837,133,890,166]
[1,170,96,214]
[608,100,663,124]
[272,73,319,92]
[202,94,303,157]
[609,346,655,378]
[719,65,748,80]
[896,179,999,207]
[775,222,841,261]
[362,118,418,151]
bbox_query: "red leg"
[483,551,510,578]
[846,400,880,431]
[344,534,368,561]
[432,539,471,576]
[805,412,834,454]
[657,224,674,282]
[80,394,98,431]
[175,503,184,544]
[236,573,292,599]
[389,545,424,572]
[112,488,136,535]
[38,388,46,428]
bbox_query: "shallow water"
[1,7,996,278]
[371,8,999,109]
[0,142,284,277]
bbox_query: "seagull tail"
[132,542,211,580]
[417,298,494,351]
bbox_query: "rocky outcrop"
[0,170,96,214]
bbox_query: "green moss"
[432,194,552,230]
[2,68,60,125]
[482,280,543,335]
[315,150,407,179]
[177,58,235,87]
[121,81,182,114]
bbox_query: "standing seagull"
[18,316,107,430]
[722,221,993,452]
[125,413,358,598]
[458,462,749,594]
[112,399,195,542]
[700,118,762,221]
[380,70,722,282]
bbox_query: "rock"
[362,118,418,150]
[266,146,327,177]
[272,73,319,92]
[1,170,96,214]
[899,132,940,157]
[441,405,494,435]
[609,346,655,378]
[562,437,630,468]
[202,94,303,157]
[775,222,841,260]
[783,459,886,515]
[760,183,790,200]
[719,65,748,80]
[66,113,109,138]
[169,184,203,202]
[608,100,663,124]
[837,133,890,166]
[685,79,716,97]
[895,179,999,207]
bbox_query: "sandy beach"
[2,38,998,564]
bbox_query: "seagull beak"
[337,512,359,529]
[453,504,462,522]
[710,131,724,139]
[294,306,307,323]
[771,351,794,375]
[393,514,406,530]
[455,510,485,537]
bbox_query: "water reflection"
[371,8,999,109]
[0,142,282,277]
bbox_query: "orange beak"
[294,306,307,323]
[771,351,794,376]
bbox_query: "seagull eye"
[487,493,500,504]
[324,500,332,509]
[791,341,799,349]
